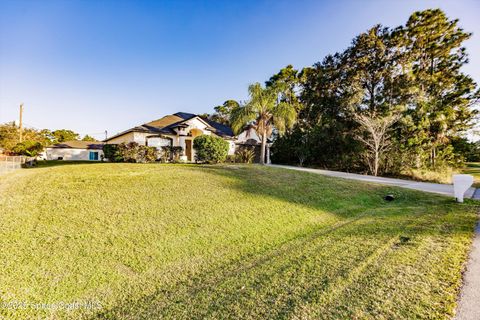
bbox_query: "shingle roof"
[144,114,184,130]
[47,141,104,150]
[205,119,234,137]
[105,111,235,142]
[173,112,197,120]
[172,112,234,137]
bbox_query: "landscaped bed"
[0,163,478,319]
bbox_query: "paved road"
[268,164,477,199]
[455,222,480,320]
[473,188,480,200]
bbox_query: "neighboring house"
[235,124,272,163]
[236,124,265,145]
[44,141,104,161]
[105,112,240,162]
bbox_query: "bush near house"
[193,135,229,163]
[102,144,122,162]
[161,146,183,162]
[235,145,255,163]
[102,142,157,163]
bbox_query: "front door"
[185,140,192,161]
[89,151,99,161]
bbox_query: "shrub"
[193,135,229,163]
[139,145,158,163]
[12,140,44,156]
[104,142,158,163]
[120,142,140,162]
[226,155,236,163]
[103,144,122,162]
[235,146,255,163]
[161,146,183,162]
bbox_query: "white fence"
[0,156,35,174]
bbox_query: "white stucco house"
[105,112,267,162]
[44,141,104,161]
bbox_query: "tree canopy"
[0,123,82,155]
[230,82,297,164]
[271,9,478,175]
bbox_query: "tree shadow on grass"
[89,165,478,319]
[199,164,462,215]
[92,211,476,319]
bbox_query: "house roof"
[105,111,234,141]
[174,112,197,120]
[205,119,234,137]
[144,114,185,129]
[170,112,234,137]
[47,141,104,150]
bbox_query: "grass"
[462,162,480,187]
[401,162,480,186]
[400,167,458,184]
[0,163,478,319]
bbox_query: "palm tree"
[230,82,297,164]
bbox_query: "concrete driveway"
[268,164,477,199]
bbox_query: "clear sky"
[1,0,479,140]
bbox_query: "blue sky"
[1,0,479,140]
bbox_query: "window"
[89,151,99,161]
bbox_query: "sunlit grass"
[0,163,477,319]
[400,167,458,184]
[462,162,480,187]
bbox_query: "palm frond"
[273,101,297,134]
[230,103,256,135]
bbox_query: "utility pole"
[105,130,108,140]
[19,103,24,142]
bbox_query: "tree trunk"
[260,130,267,165]
[373,150,379,176]
[431,146,436,168]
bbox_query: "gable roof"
[144,114,184,128]
[205,119,234,137]
[47,141,104,150]
[173,112,197,120]
[171,112,234,137]
[105,111,234,141]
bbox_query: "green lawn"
[0,163,478,319]
[462,162,480,187]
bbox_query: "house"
[235,124,272,163]
[104,112,241,162]
[44,141,104,161]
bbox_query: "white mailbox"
[453,174,474,203]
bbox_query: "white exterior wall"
[236,128,261,143]
[185,118,212,135]
[105,116,235,160]
[132,132,150,145]
[45,148,104,161]
[227,141,236,155]
[106,132,151,145]
[105,132,136,144]
[147,136,174,148]
[178,136,187,152]
[171,136,180,147]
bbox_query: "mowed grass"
[0,163,478,319]
[462,162,480,187]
